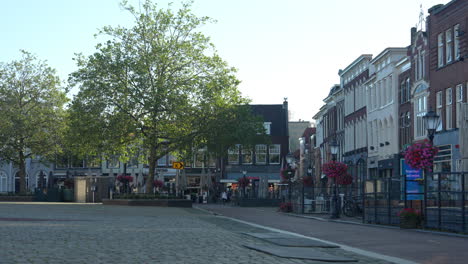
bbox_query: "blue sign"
[402,160,423,200]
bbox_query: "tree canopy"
[0,50,68,193]
[68,0,264,192]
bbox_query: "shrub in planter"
[398,208,422,228]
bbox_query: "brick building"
[427,0,468,172]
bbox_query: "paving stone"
[0,203,394,264]
[244,244,357,262]
[262,238,339,248]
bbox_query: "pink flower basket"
[404,140,438,171]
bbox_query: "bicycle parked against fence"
[342,196,363,217]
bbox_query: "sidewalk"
[196,204,468,264]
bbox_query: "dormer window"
[263,122,272,135]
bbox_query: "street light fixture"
[329,139,340,219]
[330,140,339,161]
[423,110,440,143]
[242,170,247,198]
[285,153,294,202]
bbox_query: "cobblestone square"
[0,203,394,264]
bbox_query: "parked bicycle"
[342,196,362,217]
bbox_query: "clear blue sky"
[1,0,450,121]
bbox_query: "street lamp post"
[330,140,340,219]
[286,153,294,202]
[423,110,440,144]
[422,110,440,227]
[242,170,247,198]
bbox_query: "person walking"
[221,191,228,205]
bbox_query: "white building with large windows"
[340,54,372,195]
[366,48,407,179]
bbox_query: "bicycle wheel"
[342,201,355,217]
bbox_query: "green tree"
[0,51,68,193]
[69,0,258,193]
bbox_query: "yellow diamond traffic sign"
[172,162,184,170]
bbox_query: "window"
[446,29,453,63]
[421,51,425,78]
[436,91,443,131]
[255,145,267,164]
[454,24,460,60]
[107,155,120,168]
[241,146,252,164]
[406,79,410,102]
[415,96,427,138]
[456,84,464,128]
[388,75,392,103]
[417,50,423,80]
[269,144,280,164]
[168,154,178,167]
[35,171,48,189]
[438,33,444,67]
[228,145,239,164]
[87,156,101,168]
[158,155,168,166]
[0,171,7,193]
[414,57,418,81]
[399,81,405,103]
[446,88,453,129]
[263,122,271,135]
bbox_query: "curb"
[286,212,468,239]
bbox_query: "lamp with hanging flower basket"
[117,174,133,193]
[322,160,348,218]
[404,139,438,171]
[237,176,249,198]
[302,176,313,187]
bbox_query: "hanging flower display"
[153,179,164,188]
[322,161,348,179]
[404,140,438,171]
[237,177,250,188]
[302,176,313,186]
[280,168,296,180]
[117,174,133,183]
[336,173,353,185]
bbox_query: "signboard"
[172,162,184,170]
[401,159,423,200]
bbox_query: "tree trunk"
[146,146,156,193]
[18,150,26,194]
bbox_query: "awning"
[220,179,237,183]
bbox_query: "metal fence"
[364,172,468,233]
[289,181,364,218]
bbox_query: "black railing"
[363,172,468,233]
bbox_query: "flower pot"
[400,216,419,229]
